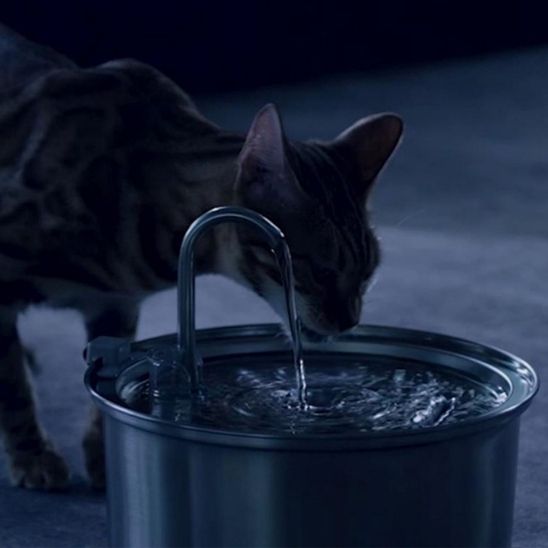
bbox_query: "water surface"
[125,354,507,434]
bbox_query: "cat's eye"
[249,242,275,260]
[291,254,333,287]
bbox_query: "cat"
[0,24,403,490]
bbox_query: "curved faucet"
[176,206,305,401]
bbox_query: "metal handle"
[177,206,302,394]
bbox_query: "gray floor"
[2,48,547,547]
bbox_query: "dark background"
[3,1,548,92]
[1,4,548,548]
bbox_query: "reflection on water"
[126,355,507,435]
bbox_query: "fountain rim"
[85,323,539,451]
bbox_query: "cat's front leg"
[0,308,69,489]
[83,300,139,490]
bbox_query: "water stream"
[275,239,307,409]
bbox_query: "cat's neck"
[155,128,246,277]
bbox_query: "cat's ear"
[333,113,403,194]
[238,103,287,179]
[237,104,306,210]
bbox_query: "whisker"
[394,208,428,228]
[366,274,380,293]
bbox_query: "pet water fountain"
[85,207,538,548]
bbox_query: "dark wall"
[3,2,548,93]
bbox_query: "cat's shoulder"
[37,59,195,109]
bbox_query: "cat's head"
[231,104,402,336]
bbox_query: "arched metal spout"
[177,206,304,397]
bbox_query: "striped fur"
[0,27,402,489]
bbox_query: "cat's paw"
[83,428,105,491]
[9,446,70,490]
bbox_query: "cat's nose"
[335,297,361,332]
[336,307,359,332]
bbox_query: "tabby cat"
[0,25,402,490]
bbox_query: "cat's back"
[0,57,208,175]
[0,60,213,210]
[0,58,217,275]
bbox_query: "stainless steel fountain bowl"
[85,323,538,548]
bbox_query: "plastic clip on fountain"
[85,207,538,548]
